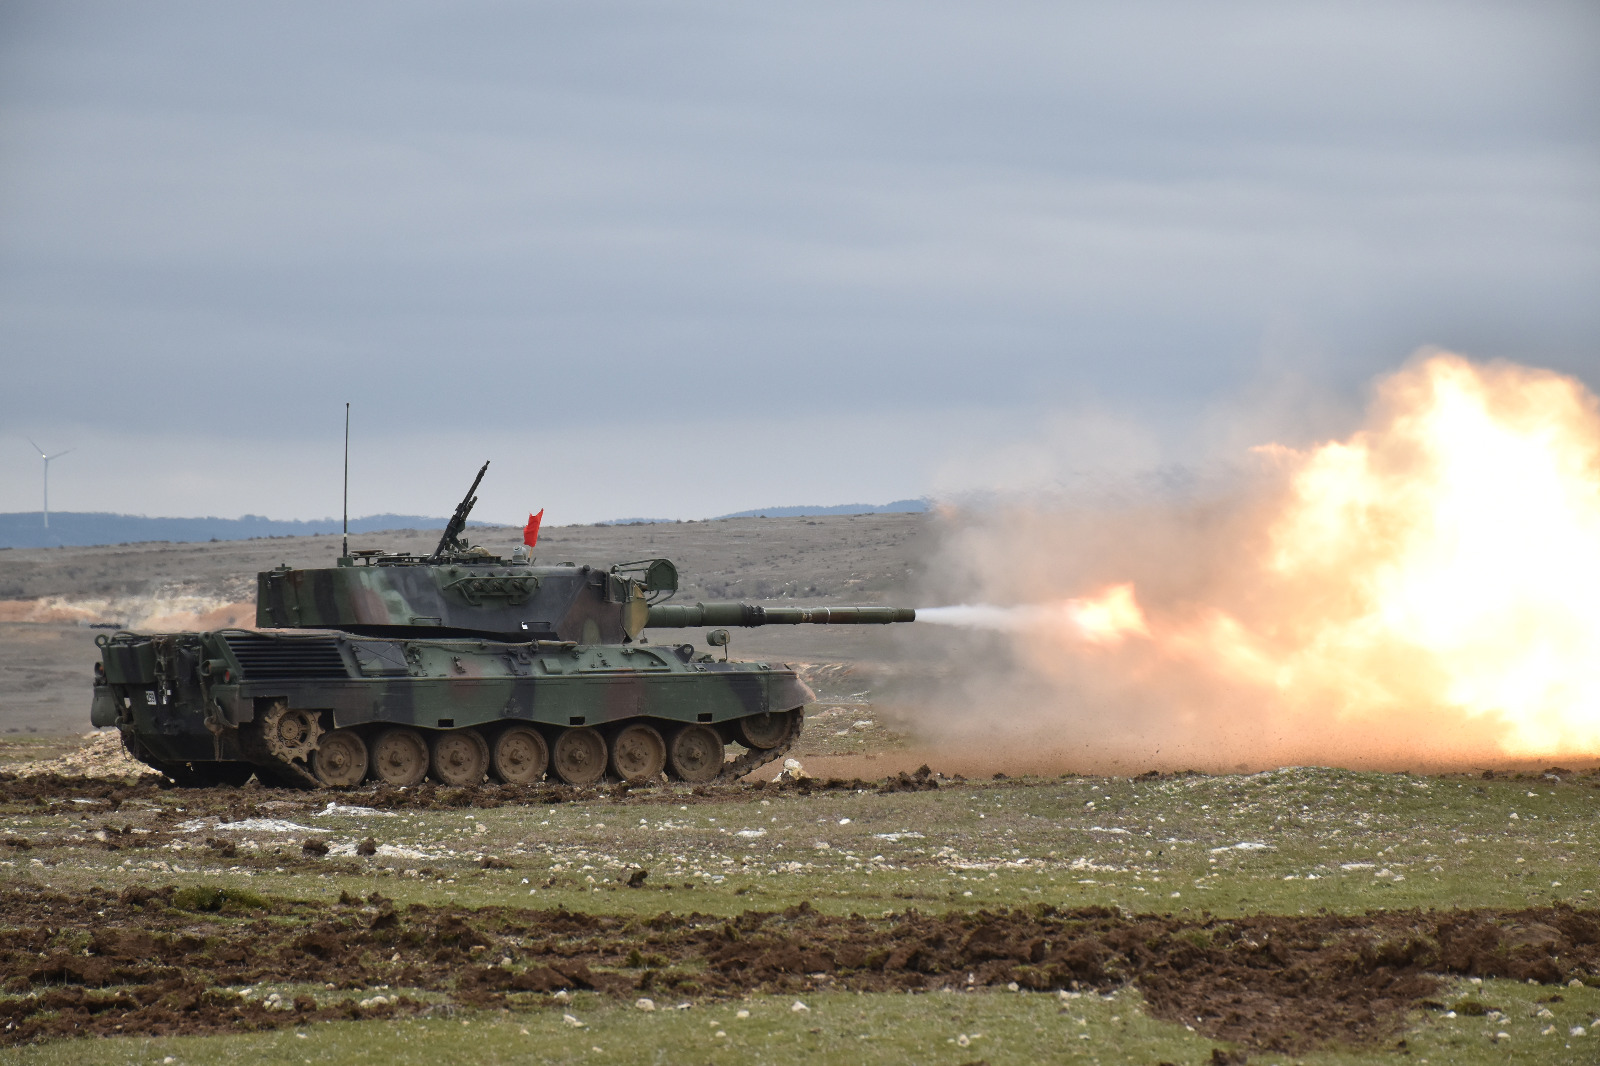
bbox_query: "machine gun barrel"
[646,602,915,628]
[431,460,490,561]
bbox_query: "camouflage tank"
[90,465,915,788]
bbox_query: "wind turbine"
[26,438,73,529]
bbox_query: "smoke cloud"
[895,352,1600,773]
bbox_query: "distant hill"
[0,512,471,550]
[1,498,931,548]
[714,499,928,519]
[596,499,928,525]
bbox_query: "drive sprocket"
[258,702,323,764]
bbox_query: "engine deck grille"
[221,633,349,681]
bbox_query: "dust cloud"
[0,595,254,631]
[895,352,1600,773]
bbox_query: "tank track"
[130,709,804,791]
[717,710,804,783]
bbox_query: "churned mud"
[0,763,944,815]
[2,882,1595,1052]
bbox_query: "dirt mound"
[1,884,1595,1051]
[4,731,153,779]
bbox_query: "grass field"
[5,764,1596,917]
[2,745,1598,1065]
[4,981,1599,1066]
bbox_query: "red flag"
[523,509,544,548]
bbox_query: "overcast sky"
[2,1,1596,524]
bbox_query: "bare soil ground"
[4,879,1595,1052]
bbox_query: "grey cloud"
[0,0,1595,518]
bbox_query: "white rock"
[563,1014,584,1028]
[315,803,392,818]
[736,1009,750,1019]
[791,1001,810,1013]
[553,990,572,1004]
[635,998,656,1012]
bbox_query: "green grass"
[3,981,1597,1066]
[4,767,1596,919]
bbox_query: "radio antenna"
[341,403,350,562]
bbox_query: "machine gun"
[431,460,490,561]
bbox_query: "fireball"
[1035,354,1600,758]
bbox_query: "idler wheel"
[371,728,429,787]
[551,727,608,786]
[430,728,489,786]
[666,724,724,784]
[608,723,666,783]
[311,730,369,789]
[492,726,549,785]
[735,710,794,750]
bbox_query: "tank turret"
[93,464,917,791]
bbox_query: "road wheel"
[609,723,666,783]
[430,728,489,786]
[551,727,607,786]
[735,710,794,750]
[492,726,549,785]
[666,724,724,784]
[311,730,369,789]
[371,728,429,787]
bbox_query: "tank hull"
[94,628,810,787]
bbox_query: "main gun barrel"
[646,602,915,628]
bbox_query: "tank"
[89,464,916,788]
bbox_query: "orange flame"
[1033,353,1600,759]
[1062,584,1149,645]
